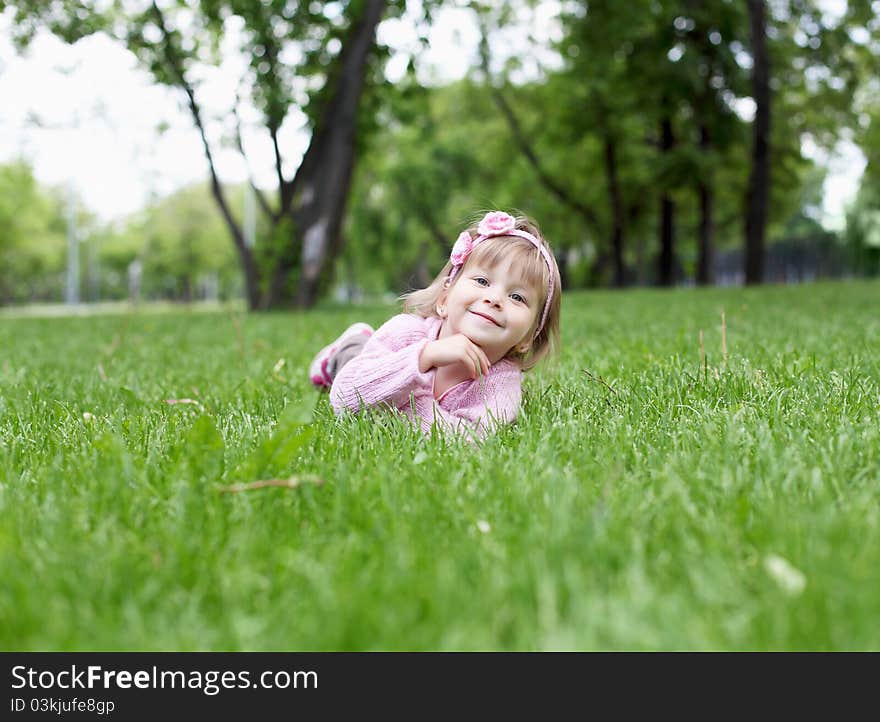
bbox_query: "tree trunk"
[626,199,646,284]
[149,1,262,310]
[556,250,569,291]
[263,0,386,309]
[745,0,771,285]
[696,123,714,285]
[206,171,260,309]
[589,250,611,286]
[182,273,193,303]
[657,109,676,286]
[603,133,627,288]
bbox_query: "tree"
[845,185,880,277]
[675,1,749,285]
[744,0,771,284]
[841,0,880,276]
[741,0,876,283]
[9,0,394,309]
[136,182,240,301]
[478,1,622,286]
[342,75,594,296]
[0,159,68,303]
[483,0,747,287]
[845,95,880,276]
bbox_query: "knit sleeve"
[426,361,523,442]
[329,314,434,414]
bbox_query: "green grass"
[1,280,878,650]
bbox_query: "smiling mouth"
[469,310,502,327]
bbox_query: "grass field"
[1,280,878,650]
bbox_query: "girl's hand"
[419,335,491,378]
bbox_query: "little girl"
[308,210,561,440]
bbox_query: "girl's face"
[438,258,540,364]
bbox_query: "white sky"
[0,2,866,230]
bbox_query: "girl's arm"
[329,314,435,413]
[421,361,523,441]
[330,313,524,441]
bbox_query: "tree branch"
[150,3,247,254]
[397,179,449,252]
[260,33,294,213]
[477,16,604,236]
[150,0,259,308]
[270,121,292,211]
[232,84,277,222]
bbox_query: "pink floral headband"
[448,211,555,339]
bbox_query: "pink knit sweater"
[329,313,523,440]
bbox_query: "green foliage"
[7,0,398,133]
[7,0,417,308]
[844,182,880,276]
[5,0,110,50]
[1,281,879,649]
[137,183,240,301]
[0,168,272,305]
[0,160,68,303]
[339,0,879,294]
[88,223,144,301]
[6,0,879,300]
[89,182,250,302]
[842,38,880,276]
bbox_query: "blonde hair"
[400,213,561,371]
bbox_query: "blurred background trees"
[0,159,69,304]
[2,0,878,308]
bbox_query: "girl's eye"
[474,277,489,286]
[511,293,526,304]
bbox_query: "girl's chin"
[464,334,505,359]
[449,322,501,352]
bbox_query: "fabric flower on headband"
[450,232,473,266]
[449,212,517,268]
[477,211,517,236]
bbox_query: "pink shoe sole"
[308,322,373,388]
